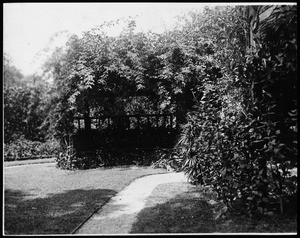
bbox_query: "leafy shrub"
[4,84,50,144]
[4,136,62,161]
[55,148,177,170]
[174,6,297,217]
[55,150,98,170]
[4,87,31,144]
[175,67,297,216]
[150,149,182,171]
[37,138,62,156]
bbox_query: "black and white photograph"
[3,2,297,235]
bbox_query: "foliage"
[150,149,182,171]
[175,5,297,217]
[3,53,25,87]
[4,137,62,161]
[4,69,51,144]
[4,53,59,161]
[4,86,31,143]
[56,148,175,170]
[43,15,218,142]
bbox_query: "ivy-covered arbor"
[70,89,182,154]
[47,14,224,168]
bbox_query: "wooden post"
[175,115,179,130]
[137,116,140,129]
[69,134,73,155]
[84,113,91,131]
[147,116,150,127]
[129,117,132,129]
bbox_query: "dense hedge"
[174,6,297,217]
[175,74,297,216]
[4,137,62,161]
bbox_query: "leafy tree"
[3,54,51,144]
[3,53,25,87]
[4,86,31,143]
[25,78,51,141]
[42,21,166,142]
[4,81,51,143]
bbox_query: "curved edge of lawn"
[4,162,171,235]
[4,157,56,167]
[70,167,171,234]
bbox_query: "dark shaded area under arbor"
[72,113,180,152]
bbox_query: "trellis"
[70,113,180,153]
[66,86,184,157]
[73,113,178,131]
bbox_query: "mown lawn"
[4,162,167,235]
[130,182,297,234]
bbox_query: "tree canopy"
[42,6,253,139]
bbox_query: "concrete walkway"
[74,172,187,234]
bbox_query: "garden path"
[74,172,187,234]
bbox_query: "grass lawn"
[130,182,298,234]
[4,162,167,235]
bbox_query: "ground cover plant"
[4,162,167,235]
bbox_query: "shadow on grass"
[129,189,298,234]
[130,195,216,234]
[4,188,116,235]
